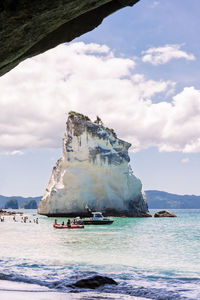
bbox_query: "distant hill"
[145,190,200,209]
[0,195,41,209]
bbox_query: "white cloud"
[0,42,200,153]
[10,150,24,155]
[142,44,195,65]
[151,1,160,8]
[0,150,24,156]
[181,158,189,163]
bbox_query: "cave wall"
[0,0,140,77]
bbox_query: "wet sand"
[0,280,147,300]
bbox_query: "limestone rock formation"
[154,210,177,218]
[22,200,38,209]
[4,199,19,209]
[0,0,140,77]
[38,112,151,217]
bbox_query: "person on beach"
[54,219,57,225]
[61,221,64,226]
[36,218,38,224]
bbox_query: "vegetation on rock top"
[69,112,117,137]
[69,111,91,121]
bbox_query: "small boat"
[53,224,84,229]
[82,212,114,225]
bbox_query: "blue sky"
[78,0,200,90]
[0,0,200,196]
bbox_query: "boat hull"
[53,224,84,229]
[83,220,113,225]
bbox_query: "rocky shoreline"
[0,209,23,216]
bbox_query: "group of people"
[15,216,39,223]
[54,217,83,227]
[16,216,39,223]
[0,215,39,223]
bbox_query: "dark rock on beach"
[71,275,118,289]
[154,210,177,218]
[0,0,140,77]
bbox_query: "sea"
[0,209,199,299]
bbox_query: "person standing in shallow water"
[67,219,71,227]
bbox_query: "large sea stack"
[38,112,151,217]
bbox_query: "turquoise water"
[0,209,200,299]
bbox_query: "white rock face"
[38,112,150,217]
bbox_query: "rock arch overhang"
[0,0,140,77]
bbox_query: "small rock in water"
[72,275,118,289]
[154,210,177,217]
